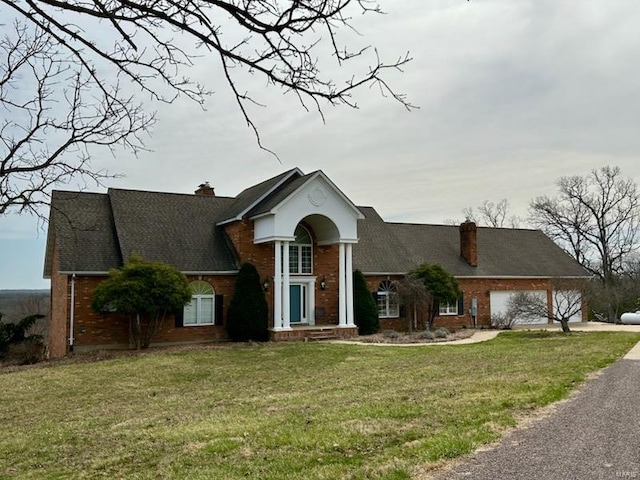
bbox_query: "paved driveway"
[426,339,640,480]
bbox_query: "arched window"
[289,225,313,274]
[377,280,399,318]
[184,280,215,326]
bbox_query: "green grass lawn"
[2,331,639,479]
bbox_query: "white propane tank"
[620,311,640,325]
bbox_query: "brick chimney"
[459,220,478,267]
[195,182,215,196]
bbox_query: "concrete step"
[305,329,338,341]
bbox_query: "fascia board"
[267,171,365,219]
[216,168,303,225]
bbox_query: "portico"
[250,171,364,335]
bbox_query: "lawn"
[1,331,639,479]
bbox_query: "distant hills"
[0,289,50,323]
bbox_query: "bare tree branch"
[1,1,414,215]
[0,22,153,217]
[529,166,640,283]
[506,279,586,333]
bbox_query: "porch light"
[320,276,327,290]
[263,277,270,291]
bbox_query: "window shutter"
[174,308,184,328]
[371,291,379,303]
[433,300,440,316]
[457,294,465,315]
[215,294,224,326]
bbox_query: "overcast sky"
[2,0,640,289]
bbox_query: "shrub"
[491,311,518,330]
[91,255,191,349]
[0,313,45,364]
[353,270,379,335]
[227,263,269,342]
[5,339,46,365]
[434,327,449,338]
[420,331,436,340]
[382,329,400,339]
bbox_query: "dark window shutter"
[457,294,465,315]
[371,291,379,303]
[215,294,224,326]
[175,308,184,328]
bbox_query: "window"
[289,225,313,274]
[439,295,463,316]
[184,280,215,326]
[438,301,458,316]
[377,281,399,318]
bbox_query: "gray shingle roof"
[108,189,238,272]
[247,172,315,217]
[352,207,414,273]
[45,171,589,280]
[217,168,302,224]
[380,223,590,277]
[44,191,121,275]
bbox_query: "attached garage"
[490,290,583,326]
[490,291,548,325]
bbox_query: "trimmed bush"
[227,263,269,341]
[382,329,400,339]
[421,331,436,340]
[434,327,449,339]
[353,270,379,335]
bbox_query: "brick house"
[44,168,590,357]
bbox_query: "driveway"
[426,332,640,480]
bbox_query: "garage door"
[552,290,582,323]
[490,291,548,325]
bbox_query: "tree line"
[455,166,640,322]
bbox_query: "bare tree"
[1,22,152,216]
[530,166,640,284]
[395,275,430,332]
[507,281,586,333]
[1,1,413,216]
[461,199,523,228]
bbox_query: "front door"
[289,284,307,324]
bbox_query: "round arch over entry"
[295,214,340,245]
[251,172,361,245]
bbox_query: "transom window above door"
[289,225,312,274]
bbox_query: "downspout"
[69,274,76,353]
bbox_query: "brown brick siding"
[224,220,341,328]
[364,275,586,331]
[67,274,237,352]
[48,245,69,358]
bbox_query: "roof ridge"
[107,187,235,200]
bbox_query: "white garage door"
[552,290,583,323]
[490,291,548,325]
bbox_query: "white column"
[345,243,355,327]
[282,241,291,330]
[273,241,282,330]
[338,242,346,327]
[309,280,316,326]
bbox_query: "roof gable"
[216,168,303,225]
[108,189,238,272]
[249,170,364,220]
[251,171,364,244]
[44,191,121,276]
